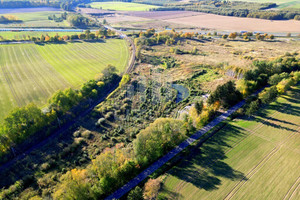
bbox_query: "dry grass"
[148,39,300,70]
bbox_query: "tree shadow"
[167,124,246,191]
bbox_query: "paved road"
[105,100,245,200]
[0,27,136,173]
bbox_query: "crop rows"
[160,87,300,200]
[0,39,129,120]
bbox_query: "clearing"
[159,85,300,200]
[0,39,129,120]
[89,2,160,11]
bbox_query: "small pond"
[172,84,189,103]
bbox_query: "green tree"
[102,65,118,83]
[246,100,259,117]
[127,186,143,200]
[208,81,242,109]
[195,100,203,115]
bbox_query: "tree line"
[144,0,300,20]
[0,28,116,43]
[0,65,120,163]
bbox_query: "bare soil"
[164,12,300,33]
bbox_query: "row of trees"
[246,71,300,117]
[0,15,22,24]
[67,13,97,27]
[0,65,120,162]
[52,117,190,199]
[48,12,68,23]
[0,28,115,43]
[146,0,300,20]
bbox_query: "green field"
[89,2,160,11]
[0,11,69,28]
[0,39,129,120]
[231,0,300,9]
[159,85,300,200]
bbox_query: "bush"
[81,130,93,139]
[95,118,106,126]
[105,111,114,120]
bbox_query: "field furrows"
[172,107,289,196]
[0,40,129,120]
[283,176,300,200]
[223,127,300,200]
[36,46,79,86]
[27,46,67,90]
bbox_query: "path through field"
[0,40,129,120]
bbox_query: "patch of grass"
[0,39,129,120]
[89,2,160,11]
[159,85,300,200]
[0,11,69,28]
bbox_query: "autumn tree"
[53,169,95,200]
[143,178,161,200]
[228,32,237,40]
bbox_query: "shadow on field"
[255,87,300,131]
[168,125,246,191]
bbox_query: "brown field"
[164,12,300,33]
[90,9,300,33]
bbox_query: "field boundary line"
[288,181,300,200]
[283,176,300,200]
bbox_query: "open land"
[159,85,300,200]
[145,39,300,81]
[0,11,69,28]
[89,2,160,11]
[93,10,300,33]
[0,39,129,120]
[164,12,300,33]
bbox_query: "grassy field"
[159,85,300,200]
[0,39,129,120]
[89,2,160,11]
[0,11,69,28]
[231,0,300,9]
[0,31,82,40]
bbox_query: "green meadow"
[89,2,160,11]
[0,11,70,28]
[0,39,129,120]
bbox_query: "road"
[105,100,245,200]
[0,27,136,173]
